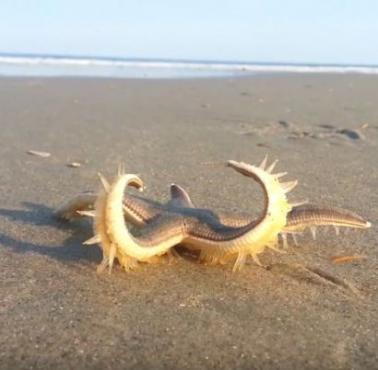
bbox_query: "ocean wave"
[1,55,378,77]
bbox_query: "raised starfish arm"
[102,174,185,262]
[180,158,296,271]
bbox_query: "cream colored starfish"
[56,157,371,273]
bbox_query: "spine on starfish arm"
[83,174,139,273]
[105,174,185,261]
[188,157,296,271]
[92,187,115,273]
[280,203,372,245]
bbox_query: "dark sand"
[0,75,377,370]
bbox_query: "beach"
[0,74,377,369]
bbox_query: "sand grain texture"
[0,75,377,370]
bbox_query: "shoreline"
[1,55,378,79]
[2,72,378,80]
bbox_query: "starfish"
[56,157,371,273]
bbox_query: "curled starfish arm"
[89,177,139,273]
[105,174,185,262]
[183,158,295,271]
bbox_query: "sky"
[2,0,378,64]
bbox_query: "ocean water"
[1,53,378,79]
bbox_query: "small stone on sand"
[68,162,81,168]
[336,128,365,140]
[278,120,291,128]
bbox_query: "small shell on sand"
[68,162,81,168]
[27,150,51,158]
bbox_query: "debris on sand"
[331,255,365,265]
[67,162,81,168]
[27,150,51,158]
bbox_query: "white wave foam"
[1,55,378,76]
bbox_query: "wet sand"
[0,75,377,369]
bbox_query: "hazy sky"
[2,0,378,64]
